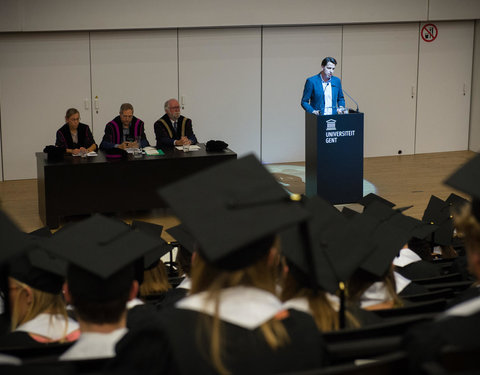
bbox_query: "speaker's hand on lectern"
[312,110,320,116]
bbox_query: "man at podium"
[301,57,345,116]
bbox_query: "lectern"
[305,112,364,204]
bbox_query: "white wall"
[0,0,430,31]
[429,0,480,20]
[262,26,342,163]
[415,21,474,153]
[178,28,262,158]
[342,23,419,157]
[0,33,91,180]
[0,20,478,180]
[469,20,480,152]
[89,30,178,146]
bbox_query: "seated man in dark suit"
[154,98,197,148]
[100,103,149,150]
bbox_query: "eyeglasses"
[169,106,180,110]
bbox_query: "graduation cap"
[282,197,373,292]
[341,206,360,218]
[358,193,395,208]
[158,154,309,271]
[280,196,374,328]
[410,219,438,240]
[166,224,196,254]
[0,211,36,265]
[444,154,480,221]
[8,247,66,294]
[445,193,471,216]
[130,220,172,270]
[422,195,454,246]
[44,214,165,301]
[29,227,53,238]
[1,219,65,294]
[359,201,419,277]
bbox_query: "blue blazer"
[301,74,345,114]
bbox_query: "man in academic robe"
[154,98,197,149]
[100,103,149,150]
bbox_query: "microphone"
[323,81,330,93]
[342,88,359,113]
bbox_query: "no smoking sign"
[421,24,438,43]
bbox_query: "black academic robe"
[403,310,480,372]
[55,123,96,150]
[156,288,188,310]
[154,114,197,149]
[99,115,149,150]
[113,308,326,375]
[126,303,162,331]
[0,331,45,349]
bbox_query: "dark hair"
[408,237,434,261]
[67,264,134,324]
[71,293,130,325]
[119,103,134,114]
[65,108,79,119]
[176,247,193,277]
[321,57,337,67]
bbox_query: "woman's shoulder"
[57,123,69,133]
[78,122,91,130]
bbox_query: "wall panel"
[342,23,419,157]
[416,21,474,153]
[262,25,342,163]
[90,30,178,146]
[0,0,428,32]
[0,32,91,180]
[178,28,262,158]
[469,20,480,152]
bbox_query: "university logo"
[326,119,336,131]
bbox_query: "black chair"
[372,299,447,319]
[421,347,480,375]
[413,273,463,285]
[0,362,75,375]
[323,314,433,344]
[275,351,408,375]
[23,358,110,374]
[326,336,402,364]
[402,288,455,303]
[424,281,473,293]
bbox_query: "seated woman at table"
[55,108,97,155]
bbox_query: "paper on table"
[175,145,201,151]
[144,147,164,156]
[72,151,97,157]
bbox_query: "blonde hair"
[10,278,70,342]
[190,251,290,375]
[347,267,403,308]
[139,260,171,299]
[457,212,480,249]
[281,271,359,331]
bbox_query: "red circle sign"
[421,24,438,43]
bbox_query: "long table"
[36,144,237,228]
